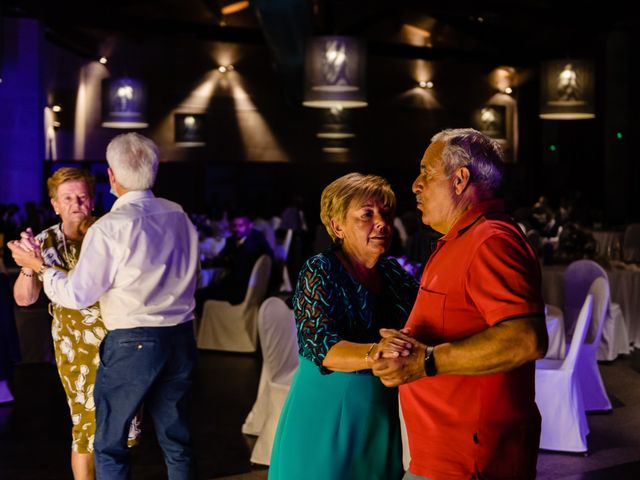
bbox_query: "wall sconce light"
[101,77,149,128]
[303,36,367,108]
[418,81,434,89]
[539,60,595,120]
[99,56,108,65]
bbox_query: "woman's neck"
[61,221,82,241]
[337,248,382,294]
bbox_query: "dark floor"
[0,350,265,480]
[2,349,640,479]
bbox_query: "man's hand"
[371,328,427,387]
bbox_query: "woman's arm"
[10,228,45,306]
[13,266,43,306]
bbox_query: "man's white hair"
[106,133,159,191]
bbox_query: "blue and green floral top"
[292,248,419,374]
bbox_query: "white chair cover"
[564,260,617,410]
[564,260,628,411]
[536,294,593,453]
[598,303,630,361]
[196,255,272,352]
[544,304,566,359]
[276,229,293,292]
[246,297,299,465]
[575,278,612,412]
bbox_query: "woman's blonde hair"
[47,168,96,199]
[320,172,396,242]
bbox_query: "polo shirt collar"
[111,189,154,212]
[442,198,505,240]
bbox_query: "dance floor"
[2,349,640,479]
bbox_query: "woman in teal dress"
[269,173,418,480]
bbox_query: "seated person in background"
[196,213,273,311]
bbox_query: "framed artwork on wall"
[175,113,206,146]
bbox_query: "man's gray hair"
[106,133,159,191]
[431,128,505,194]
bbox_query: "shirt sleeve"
[42,223,118,310]
[466,233,545,326]
[292,255,341,373]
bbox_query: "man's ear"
[453,167,471,195]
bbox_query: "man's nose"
[412,176,421,193]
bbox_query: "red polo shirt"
[400,199,544,480]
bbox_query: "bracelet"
[364,343,376,365]
[424,345,437,377]
[20,268,34,278]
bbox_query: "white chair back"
[243,255,272,307]
[563,259,607,342]
[197,255,272,352]
[274,229,293,262]
[561,294,593,371]
[247,297,299,465]
[258,297,299,385]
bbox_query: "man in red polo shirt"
[373,128,548,480]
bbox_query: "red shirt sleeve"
[466,233,544,326]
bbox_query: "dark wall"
[5,18,639,227]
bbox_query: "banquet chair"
[535,293,593,453]
[561,260,629,363]
[275,229,294,292]
[244,297,299,465]
[197,255,272,352]
[623,223,640,263]
[564,261,614,410]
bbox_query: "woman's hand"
[18,228,41,256]
[374,328,414,359]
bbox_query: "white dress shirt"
[42,190,199,330]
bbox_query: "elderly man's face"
[411,141,458,234]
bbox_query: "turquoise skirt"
[269,356,404,480]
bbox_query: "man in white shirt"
[11,133,199,479]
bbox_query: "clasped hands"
[370,328,428,387]
[6,228,44,272]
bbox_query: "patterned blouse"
[35,223,103,329]
[293,247,418,374]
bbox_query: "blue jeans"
[94,321,197,480]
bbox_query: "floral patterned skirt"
[51,304,106,454]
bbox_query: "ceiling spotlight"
[52,105,62,112]
[505,87,513,94]
[99,56,108,65]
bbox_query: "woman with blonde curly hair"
[270,172,418,479]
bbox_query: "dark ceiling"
[4,0,640,66]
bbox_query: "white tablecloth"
[591,230,624,258]
[542,264,640,347]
